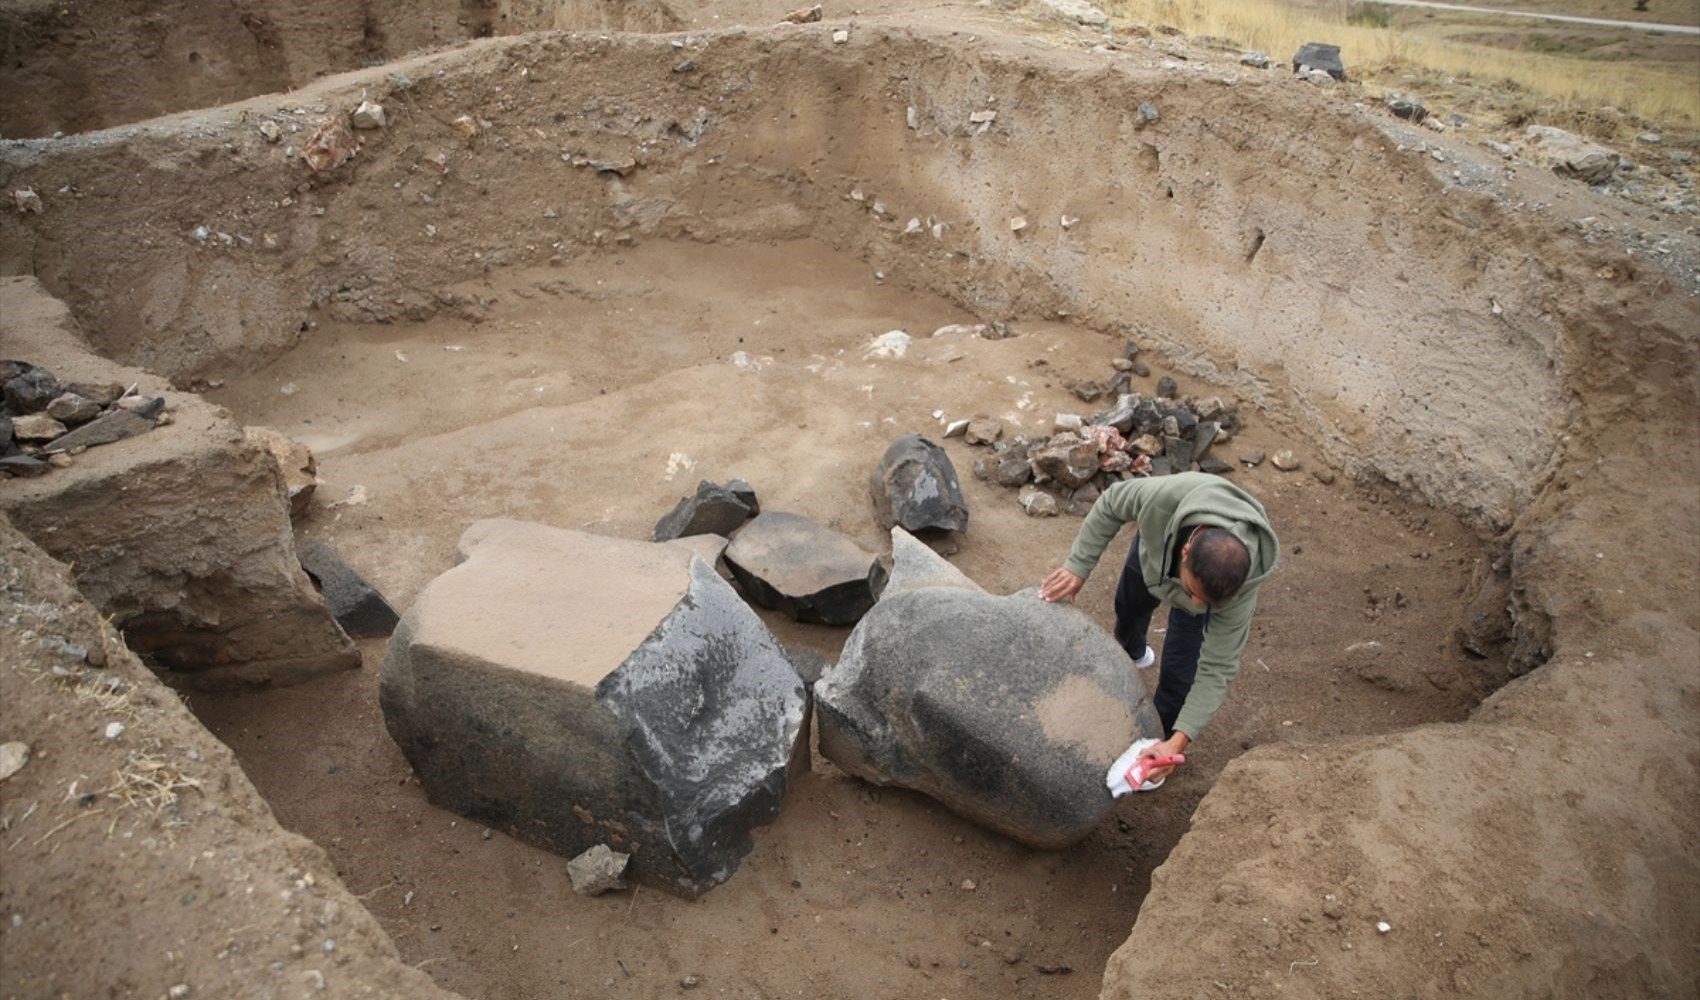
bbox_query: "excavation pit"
[3,12,1696,1000]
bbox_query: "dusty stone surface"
[723,511,886,625]
[0,517,456,999]
[380,519,808,897]
[816,529,1160,848]
[0,278,356,686]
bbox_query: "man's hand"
[1039,568,1085,603]
[1137,732,1191,784]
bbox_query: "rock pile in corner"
[814,529,1161,848]
[381,519,807,897]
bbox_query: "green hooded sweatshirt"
[1062,472,1279,740]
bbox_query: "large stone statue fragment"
[869,434,969,534]
[380,519,808,897]
[723,511,887,625]
[815,529,1161,848]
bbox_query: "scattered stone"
[259,121,283,143]
[1240,51,1271,68]
[1521,126,1620,185]
[723,512,886,626]
[567,844,630,896]
[1271,450,1302,471]
[831,29,849,43]
[870,435,970,534]
[673,58,695,73]
[1110,358,1134,372]
[990,444,1034,488]
[1018,485,1059,517]
[1131,433,1163,456]
[302,117,359,172]
[3,366,60,412]
[653,480,757,541]
[1029,433,1099,488]
[1304,68,1336,87]
[43,408,156,453]
[1135,102,1160,125]
[1066,380,1105,402]
[1199,457,1233,474]
[1054,413,1085,433]
[1164,435,1195,471]
[780,4,824,23]
[1009,216,1028,233]
[1312,467,1336,485]
[1637,133,1663,145]
[10,413,66,442]
[47,453,71,469]
[246,426,318,519]
[451,115,481,138]
[965,418,1003,446]
[1193,421,1220,459]
[44,392,100,425]
[1386,93,1427,123]
[0,454,48,478]
[816,531,1161,847]
[968,110,998,125]
[1155,375,1178,399]
[1291,42,1345,81]
[1039,0,1110,26]
[866,330,912,359]
[12,188,44,214]
[1239,450,1265,467]
[0,741,29,782]
[680,975,702,990]
[298,540,401,638]
[115,394,166,419]
[382,521,808,896]
[104,721,124,739]
[944,418,971,438]
[350,101,388,130]
[1131,360,1150,377]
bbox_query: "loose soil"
[189,238,1490,999]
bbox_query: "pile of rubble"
[960,346,1241,517]
[1,360,170,478]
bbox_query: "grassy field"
[1108,0,1700,129]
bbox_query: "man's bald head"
[1185,527,1251,605]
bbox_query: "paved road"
[1373,0,1700,33]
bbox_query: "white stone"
[1039,0,1109,25]
[104,721,125,739]
[258,121,283,143]
[1009,216,1028,232]
[11,188,43,214]
[865,330,912,359]
[968,110,998,125]
[351,102,387,129]
[831,29,849,44]
[0,742,29,783]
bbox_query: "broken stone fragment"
[42,408,155,452]
[258,120,283,143]
[1029,433,1098,489]
[302,117,359,172]
[11,188,44,214]
[245,426,318,519]
[1135,102,1160,125]
[1239,450,1266,467]
[45,392,100,425]
[723,512,886,626]
[3,367,60,413]
[1386,93,1427,123]
[451,115,481,138]
[653,480,756,541]
[1199,457,1233,474]
[380,520,807,897]
[724,478,760,514]
[10,413,66,442]
[297,540,401,639]
[1291,42,1345,81]
[568,844,631,896]
[1038,0,1110,26]
[831,29,849,43]
[0,741,29,782]
[351,101,388,130]
[1155,375,1178,399]
[1165,435,1196,471]
[1272,449,1302,471]
[870,435,969,534]
[1521,125,1621,185]
[815,530,1161,847]
[965,418,1003,446]
[1067,380,1105,402]
[1240,51,1271,68]
[780,4,824,22]
[0,454,48,478]
[1019,485,1059,517]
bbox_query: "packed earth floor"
[187,239,1488,1000]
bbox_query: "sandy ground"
[189,238,1490,999]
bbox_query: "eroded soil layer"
[189,240,1489,1000]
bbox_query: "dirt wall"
[0,516,458,998]
[2,23,1662,529]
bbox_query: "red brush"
[1126,754,1187,787]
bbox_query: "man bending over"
[1040,470,1278,787]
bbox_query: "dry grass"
[1107,0,1700,126]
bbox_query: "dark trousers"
[1112,537,1206,738]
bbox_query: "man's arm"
[1170,590,1259,740]
[1062,478,1153,580]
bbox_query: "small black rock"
[653,481,756,541]
[1155,376,1178,399]
[298,540,401,638]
